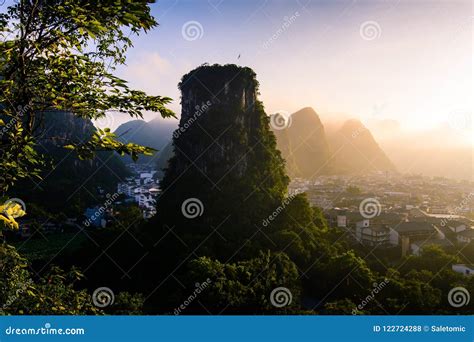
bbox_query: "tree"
[0,0,174,194]
[324,299,358,315]
[380,268,442,314]
[0,0,172,315]
[399,245,460,274]
[109,292,145,315]
[108,204,144,232]
[183,251,301,314]
[307,250,375,301]
[0,244,100,314]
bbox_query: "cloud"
[95,52,181,130]
[121,52,173,94]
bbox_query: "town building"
[355,224,391,246]
[457,229,474,244]
[389,222,442,256]
[452,264,474,276]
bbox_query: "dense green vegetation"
[0,0,172,314]
[0,244,100,315]
[0,0,174,194]
[0,1,471,317]
[13,111,130,216]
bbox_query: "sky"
[102,0,473,144]
[3,0,470,142]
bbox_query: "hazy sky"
[62,1,474,142]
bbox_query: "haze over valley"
[114,107,473,181]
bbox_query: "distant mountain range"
[114,118,176,164]
[151,107,394,179]
[270,107,395,178]
[120,107,471,181]
[14,111,129,215]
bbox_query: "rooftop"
[362,225,390,233]
[412,238,454,248]
[391,221,436,233]
[458,229,474,238]
[453,264,474,269]
[447,220,468,227]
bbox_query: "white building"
[447,221,467,233]
[452,264,474,276]
[336,214,347,228]
[457,229,474,244]
[389,222,441,246]
[140,171,156,185]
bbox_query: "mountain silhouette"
[271,109,395,177]
[114,118,176,164]
[328,119,395,174]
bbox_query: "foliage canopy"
[0,0,174,193]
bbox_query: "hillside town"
[116,164,161,219]
[289,172,474,265]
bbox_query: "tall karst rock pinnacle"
[145,66,329,312]
[155,64,289,256]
